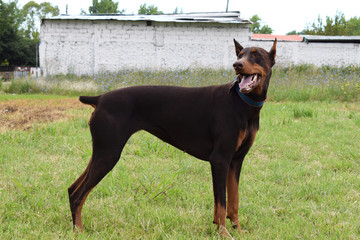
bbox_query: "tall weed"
[5,80,41,94]
[4,65,360,101]
[270,65,360,102]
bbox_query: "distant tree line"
[287,11,360,35]
[251,11,360,36]
[81,0,165,15]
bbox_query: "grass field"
[0,67,360,239]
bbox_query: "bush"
[5,79,41,94]
[1,66,359,102]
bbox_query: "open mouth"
[237,74,261,93]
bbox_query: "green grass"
[1,66,359,238]
[1,97,359,239]
[0,93,70,101]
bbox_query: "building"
[251,34,360,66]
[40,12,251,76]
[0,66,32,80]
[40,12,360,76]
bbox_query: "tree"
[88,0,124,14]
[0,0,30,66]
[21,1,59,41]
[249,15,273,34]
[286,30,297,35]
[286,30,305,35]
[173,7,183,14]
[0,0,58,66]
[173,6,179,14]
[138,3,163,15]
[346,16,360,35]
[304,11,360,36]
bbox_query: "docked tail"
[79,96,100,108]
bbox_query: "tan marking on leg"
[74,186,94,231]
[227,169,241,230]
[69,158,92,194]
[214,202,230,237]
[70,158,94,231]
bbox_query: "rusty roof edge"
[251,34,360,43]
[251,34,304,42]
[43,11,251,24]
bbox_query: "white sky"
[17,0,359,34]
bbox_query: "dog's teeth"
[252,75,257,82]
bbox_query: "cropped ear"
[233,39,243,57]
[269,38,277,66]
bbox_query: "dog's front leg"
[210,156,231,237]
[226,159,245,232]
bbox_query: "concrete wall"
[40,19,360,76]
[249,40,360,67]
[40,19,251,76]
[294,42,359,66]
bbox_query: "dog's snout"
[233,61,244,69]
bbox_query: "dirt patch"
[0,97,87,132]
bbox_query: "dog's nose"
[233,61,244,69]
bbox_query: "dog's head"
[232,39,277,95]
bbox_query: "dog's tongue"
[239,74,256,91]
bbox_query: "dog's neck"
[232,70,271,108]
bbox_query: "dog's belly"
[133,87,219,161]
[144,120,214,161]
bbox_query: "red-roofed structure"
[252,34,304,42]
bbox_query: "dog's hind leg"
[68,113,134,231]
[68,159,92,197]
[68,137,130,231]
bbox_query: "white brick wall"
[40,19,251,75]
[294,42,360,66]
[250,40,360,67]
[40,19,360,76]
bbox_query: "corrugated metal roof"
[44,11,251,24]
[252,34,303,42]
[303,35,360,43]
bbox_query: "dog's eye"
[253,52,262,59]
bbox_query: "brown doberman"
[68,38,277,237]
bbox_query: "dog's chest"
[235,125,258,153]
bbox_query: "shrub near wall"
[270,65,360,102]
[4,65,360,102]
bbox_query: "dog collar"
[233,77,266,108]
